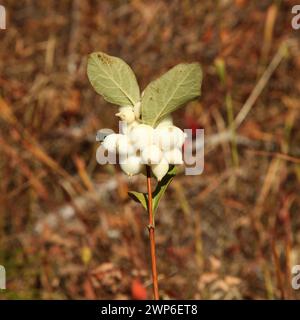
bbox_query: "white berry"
[120,120,139,135]
[155,126,186,150]
[117,135,135,156]
[141,145,162,164]
[164,148,183,164]
[129,124,154,151]
[151,158,169,181]
[102,134,122,153]
[120,156,143,176]
[116,106,135,123]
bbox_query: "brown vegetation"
[0,0,300,299]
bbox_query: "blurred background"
[0,0,300,299]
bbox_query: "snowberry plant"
[87,52,202,299]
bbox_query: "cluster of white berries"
[101,103,186,181]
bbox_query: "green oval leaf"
[141,63,202,127]
[153,165,176,212]
[87,52,140,106]
[128,166,176,214]
[128,191,148,211]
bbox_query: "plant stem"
[146,165,159,300]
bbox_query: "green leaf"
[141,63,202,127]
[87,52,140,107]
[128,191,148,211]
[153,165,176,212]
[128,166,176,213]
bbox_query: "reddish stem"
[146,166,159,300]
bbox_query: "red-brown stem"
[146,165,159,300]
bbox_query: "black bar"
[0,300,298,319]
